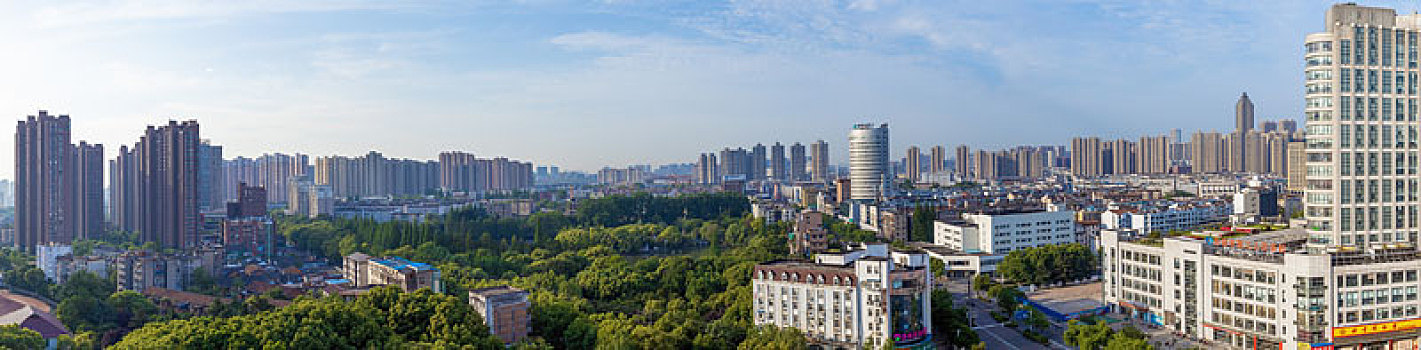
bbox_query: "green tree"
[56,294,112,332]
[1026,308,1050,332]
[910,206,936,242]
[972,274,993,298]
[0,325,44,350]
[987,285,1024,311]
[108,290,159,330]
[931,289,978,348]
[1064,321,1115,350]
[737,325,805,350]
[1104,332,1153,350]
[5,266,49,297]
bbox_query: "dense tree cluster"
[118,192,812,348]
[107,192,984,348]
[574,192,749,226]
[113,286,503,349]
[996,243,1097,286]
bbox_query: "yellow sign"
[1333,318,1421,338]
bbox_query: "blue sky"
[1,0,1418,177]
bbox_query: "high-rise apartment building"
[770,142,787,181]
[314,152,450,198]
[696,152,719,184]
[1237,92,1255,134]
[1286,141,1307,193]
[15,111,102,251]
[197,140,225,212]
[223,153,309,204]
[810,140,830,183]
[1070,137,1104,177]
[1189,131,1225,174]
[789,143,807,181]
[929,145,945,174]
[1305,3,1421,248]
[905,146,920,182]
[111,121,201,249]
[1280,119,1299,134]
[750,143,767,181]
[848,123,889,201]
[74,142,103,241]
[1139,135,1170,174]
[719,148,750,180]
[954,145,971,179]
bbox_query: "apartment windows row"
[1339,305,1421,325]
[1119,249,1161,265]
[1211,297,1279,319]
[1336,205,1418,232]
[1210,311,1278,336]
[1120,290,1161,309]
[1120,277,1161,295]
[1336,124,1420,149]
[1119,263,1162,282]
[1211,280,1278,304]
[1335,70,1420,95]
[1211,265,1278,285]
[1337,270,1421,288]
[1336,153,1419,180]
[1338,232,1418,246]
[1338,27,1420,68]
[1337,287,1419,307]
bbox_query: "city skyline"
[3,1,1421,179]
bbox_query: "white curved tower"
[849,123,889,201]
[1304,4,1421,249]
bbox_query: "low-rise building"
[933,209,1075,255]
[222,217,274,259]
[468,286,531,345]
[790,211,829,256]
[751,244,933,349]
[1099,200,1231,234]
[342,253,441,293]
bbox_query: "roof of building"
[0,294,68,338]
[371,256,437,272]
[756,260,854,274]
[346,252,372,262]
[468,285,528,297]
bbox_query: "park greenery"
[4,191,987,348]
[114,286,504,348]
[117,192,824,348]
[996,243,1097,286]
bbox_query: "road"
[942,278,1067,350]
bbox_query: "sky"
[1,0,1419,178]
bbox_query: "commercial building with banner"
[1102,229,1421,349]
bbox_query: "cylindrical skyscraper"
[849,123,889,201]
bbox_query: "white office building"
[933,209,1076,255]
[1102,228,1421,350]
[1099,200,1232,234]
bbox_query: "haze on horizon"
[1,0,1416,179]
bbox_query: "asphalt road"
[942,278,1068,350]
